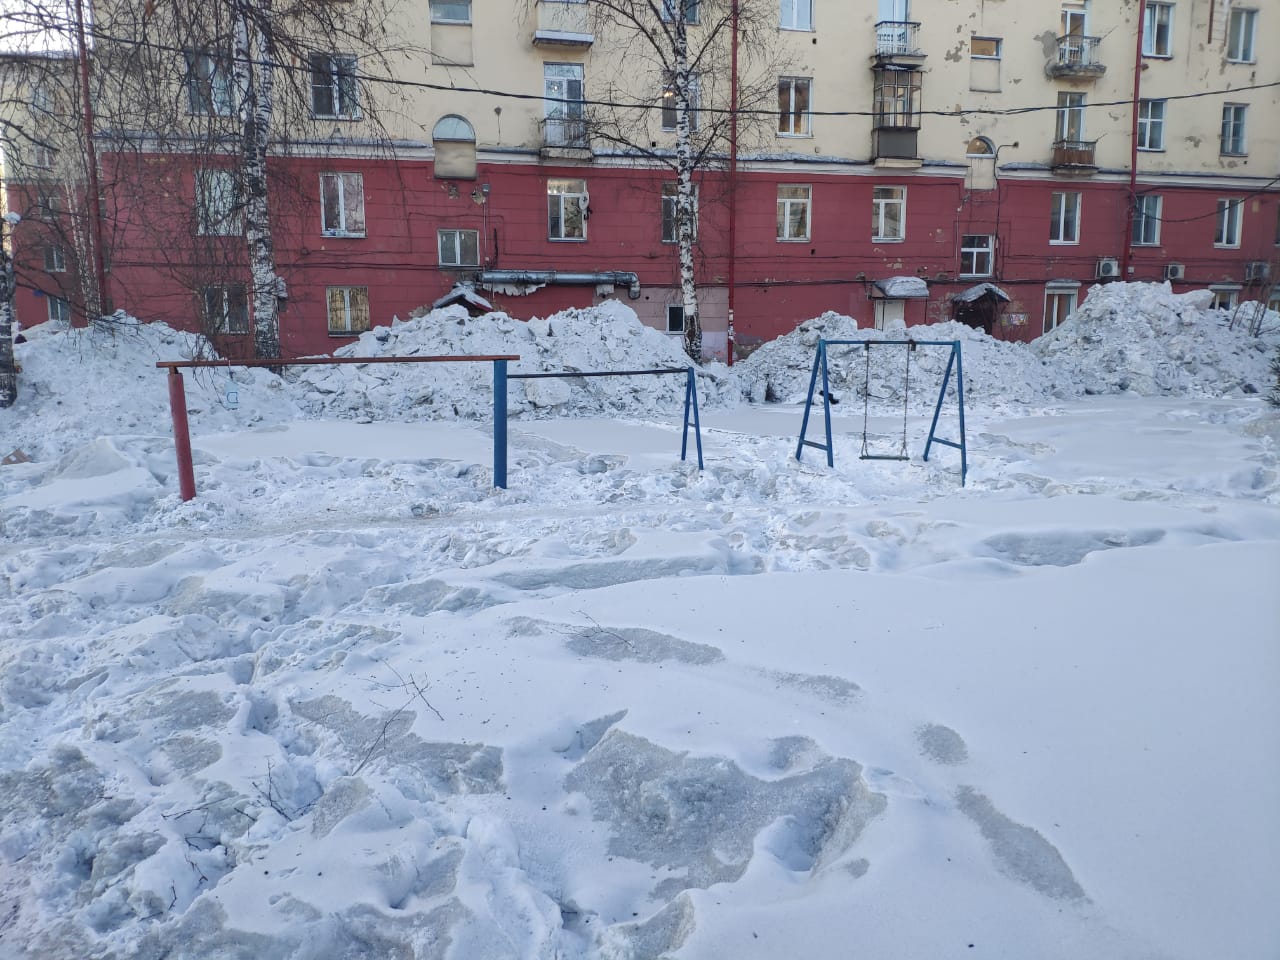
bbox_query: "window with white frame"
[32,143,55,169]
[30,82,53,113]
[548,178,588,240]
[661,183,698,243]
[1044,287,1078,334]
[1214,199,1241,247]
[1143,2,1173,56]
[872,186,905,241]
[666,304,686,334]
[1220,103,1247,155]
[1050,191,1081,244]
[1209,286,1240,311]
[971,36,1001,58]
[195,168,241,236]
[327,286,370,335]
[969,36,1002,91]
[184,49,235,116]
[780,0,812,30]
[37,189,58,217]
[873,69,920,128]
[320,172,366,237]
[201,284,249,334]
[1055,92,1085,141]
[1132,194,1162,246]
[660,0,699,23]
[43,245,66,272]
[430,0,471,23]
[776,185,811,241]
[960,235,994,277]
[777,77,811,136]
[438,228,479,266]
[1226,8,1257,62]
[310,53,358,118]
[47,295,71,325]
[661,73,699,131]
[1137,99,1166,150]
[544,63,586,147]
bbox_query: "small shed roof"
[872,276,930,299]
[432,284,493,314]
[952,282,1011,304]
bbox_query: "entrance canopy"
[871,276,930,299]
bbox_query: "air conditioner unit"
[1096,257,1121,279]
[1164,262,1186,281]
[1244,261,1271,282]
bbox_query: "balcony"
[872,129,920,167]
[533,0,594,47]
[873,21,925,64]
[1046,35,1106,80]
[540,116,591,159]
[1051,138,1097,174]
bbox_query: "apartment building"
[2,0,1277,359]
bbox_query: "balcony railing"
[874,21,923,59]
[1051,138,1097,171]
[1047,35,1106,78]
[542,116,588,149]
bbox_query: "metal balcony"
[1051,138,1098,174]
[1047,35,1106,79]
[540,116,591,159]
[874,21,924,63]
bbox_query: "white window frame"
[1214,199,1242,248]
[777,77,812,137]
[438,228,480,267]
[661,74,699,132]
[661,183,698,244]
[37,189,58,217]
[1143,2,1174,57]
[1044,286,1079,335]
[776,185,811,241]
[1226,8,1257,63]
[429,0,472,24]
[1132,194,1162,246]
[43,245,66,272]
[970,36,1001,58]
[780,0,813,31]
[1055,92,1085,141]
[1137,99,1166,151]
[326,286,371,336]
[319,172,366,237]
[47,295,71,324]
[184,49,235,117]
[1220,103,1247,156]
[310,53,359,119]
[960,234,995,278]
[32,143,55,169]
[1050,191,1081,245]
[544,63,586,147]
[548,177,588,241]
[872,186,906,242]
[195,168,242,236]
[1209,285,1241,311]
[666,304,686,334]
[660,0,699,23]
[201,284,250,334]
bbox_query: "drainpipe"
[1121,0,1146,281]
[73,0,109,317]
[726,0,739,365]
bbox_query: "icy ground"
[1,283,1278,959]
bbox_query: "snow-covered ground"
[1,283,1278,959]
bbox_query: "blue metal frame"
[493,359,508,488]
[795,338,967,485]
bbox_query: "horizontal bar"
[819,339,959,348]
[800,440,830,450]
[508,368,687,380]
[930,438,963,450]
[156,354,520,370]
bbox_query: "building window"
[872,186,905,241]
[43,245,66,272]
[969,36,1001,91]
[873,69,920,128]
[432,114,477,179]
[1143,2,1173,57]
[971,36,1001,58]
[1209,286,1240,311]
[32,144,55,169]
[1049,191,1081,244]
[30,82,53,114]
[960,235,994,277]
[184,49,235,116]
[660,0,699,23]
[1055,92,1085,141]
[661,183,698,243]
[319,172,365,237]
[1215,199,1242,247]
[1220,104,1247,156]
[544,63,586,147]
[1132,194,1162,246]
[780,0,812,30]
[666,304,686,333]
[1226,8,1257,62]
[195,168,242,236]
[777,77,811,136]
[438,228,479,267]
[327,286,370,335]
[48,295,71,325]
[548,178,588,240]
[310,53,358,118]
[661,74,699,131]
[776,185,811,241]
[429,0,471,23]
[1044,288,1078,334]
[37,189,58,217]
[201,284,249,334]
[1137,99,1166,151]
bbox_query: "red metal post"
[73,0,110,316]
[166,369,197,501]
[1122,0,1147,280]
[726,0,739,366]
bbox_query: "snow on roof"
[872,276,930,298]
[431,284,493,314]
[953,282,1012,303]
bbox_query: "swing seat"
[859,453,910,461]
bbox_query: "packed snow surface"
[1,282,1278,960]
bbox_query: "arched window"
[966,136,995,157]
[965,136,996,191]
[433,114,476,180]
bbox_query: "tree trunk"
[234,0,282,361]
[0,246,16,408]
[671,16,701,362]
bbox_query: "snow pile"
[291,300,733,422]
[1035,282,1279,397]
